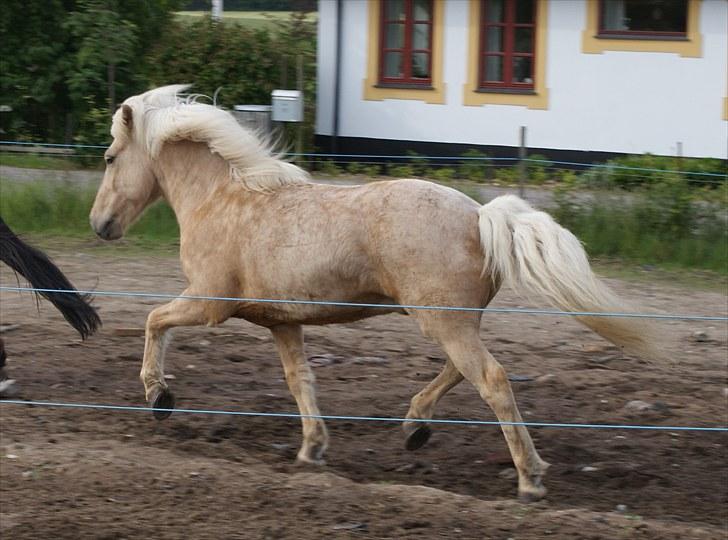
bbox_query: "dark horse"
[0,217,101,393]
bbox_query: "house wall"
[316,0,728,159]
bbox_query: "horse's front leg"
[270,324,329,465]
[141,293,229,419]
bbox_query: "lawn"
[175,10,317,30]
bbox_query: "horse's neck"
[154,141,230,229]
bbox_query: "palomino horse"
[0,216,101,393]
[90,85,656,501]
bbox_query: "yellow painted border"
[363,0,446,104]
[582,0,702,57]
[463,0,549,109]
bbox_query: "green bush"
[318,159,342,176]
[493,166,519,184]
[404,150,429,176]
[346,162,363,175]
[526,153,552,184]
[581,154,727,191]
[554,169,578,185]
[148,13,317,151]
[457,149,490,182]
[431,167,456,181]
[361,164,381,178]
[389,164,416,178]
[553,176,727,273]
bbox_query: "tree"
[0,0,181,143]
[0,1,76,140]
[66,0,138,115]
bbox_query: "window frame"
[478,0,538,92]
[378,0,434,87]
[597,0,689,40]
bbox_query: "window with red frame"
[379,0,433,86]
[599,0,688,38]
[479,0,537,91]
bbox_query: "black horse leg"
[0,337,18,397]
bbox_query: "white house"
[315,0,728,160]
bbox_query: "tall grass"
[0,153,80,170]
[553,177,727,273]
[0,181,179,242]
[1,176,725,273]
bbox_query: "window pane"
[601,0,628,30]
[411,52,430,78]
[484,26,503,52]
[385,0,405,21]
[484,55,503,82]
[514,27,533,53]
[512,56,533,83]
[413,0,431,21]
[515,0,534,23]
[412,23,430,50]
[601,0,687,33]
[386,23,404,48]
[485,0,504,23]
[384,52,403,78]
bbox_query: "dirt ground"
[1,247,726,539]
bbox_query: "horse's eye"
[105,156,115,165]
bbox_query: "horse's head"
[90,104,161,240]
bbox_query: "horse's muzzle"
[92,217,122,241]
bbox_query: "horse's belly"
[231,292,404,326]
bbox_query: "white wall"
[316,0,728,158]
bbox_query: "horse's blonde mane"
[112,84,310,191]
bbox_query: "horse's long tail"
[0,217,101,339]
[478,195,658,360]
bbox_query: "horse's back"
[351,179,489,308]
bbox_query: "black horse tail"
[0,217,101,340]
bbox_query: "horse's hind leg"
[403,359,463,450]
[270,324,329,465]
[418,314,550,501]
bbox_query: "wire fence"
[1,399,726,432]
[1,288,726,434]
[2,286,727,321]
[1,144,726,437]
[2,140,726,186]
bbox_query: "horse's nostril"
[95,218,118,240]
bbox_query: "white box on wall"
[272,90,303,122]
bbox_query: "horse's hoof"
[0,378,19,399]
[405,425,432,451]
[149,388,175,420]
[296,444,327,466]
[518,486,547,503]
[295,457,326,468]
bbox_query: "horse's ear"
[121,104,133,129]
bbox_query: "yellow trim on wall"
[582,0,702,57]
[363,0,446,104]
[463,0,549,109]
[723,97,728,121]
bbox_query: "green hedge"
[553,176,727,273]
